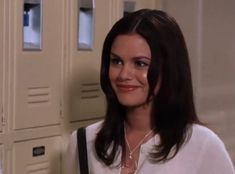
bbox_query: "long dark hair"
[95,9,200,165]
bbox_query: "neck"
[126,104,152,132]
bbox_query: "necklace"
[122,125,153,174]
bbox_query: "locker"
[69,0,109,121]
[123,0,158,13]
[69,0,161,122]
[0,0,4,132]
[13,136,61,174]
[13,0,63,129]
[23,0,42,50]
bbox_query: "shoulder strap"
[77,127,89,174]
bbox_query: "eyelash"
[110,57,150,68]
[110,58,122,65]
[135,60,149,68]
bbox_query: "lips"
[116,84,139,92]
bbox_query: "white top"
[66,121,235,174]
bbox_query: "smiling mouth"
[116,84,139,92]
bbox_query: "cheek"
[139,71,148,85]
[142,72,148,79]
[109,67,117,84]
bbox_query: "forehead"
[111,34,151,58]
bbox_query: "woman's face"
[109,34,151,107]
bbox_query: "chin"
[118,98,147,108]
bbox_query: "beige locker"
[69,0,109,121]
[13,136,61,174]
[134,0,159,9]
[69,0,161,122]
[12,0,63,129]
[123,0,159,14]
[0,0,4,132]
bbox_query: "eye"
[110,57,123,66]
[135,60,149,68]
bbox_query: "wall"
[163,0,235,164]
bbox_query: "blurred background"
[0,0,234,173]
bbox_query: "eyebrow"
[110,52,151,60]
[110,53,121,58]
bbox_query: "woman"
[67,9,235,174]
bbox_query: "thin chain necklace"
[122,124,153,173]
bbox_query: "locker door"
[13,0,63,129]
[13,136,61,174]
[134,0,159,9]
[0,0,4,132]
[69,0,110,121]
[123,0,159,14]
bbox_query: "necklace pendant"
[128,153,133,159]
[122,156,137,174]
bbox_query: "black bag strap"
[77,127,89,174]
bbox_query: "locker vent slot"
[28,86,50,105]
[26,161,49,173]
[80,83,100,99]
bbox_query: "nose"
[118,64,133,81]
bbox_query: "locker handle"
[77,0,95,50]
[23,0,42,51]
[123,1,136,16]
